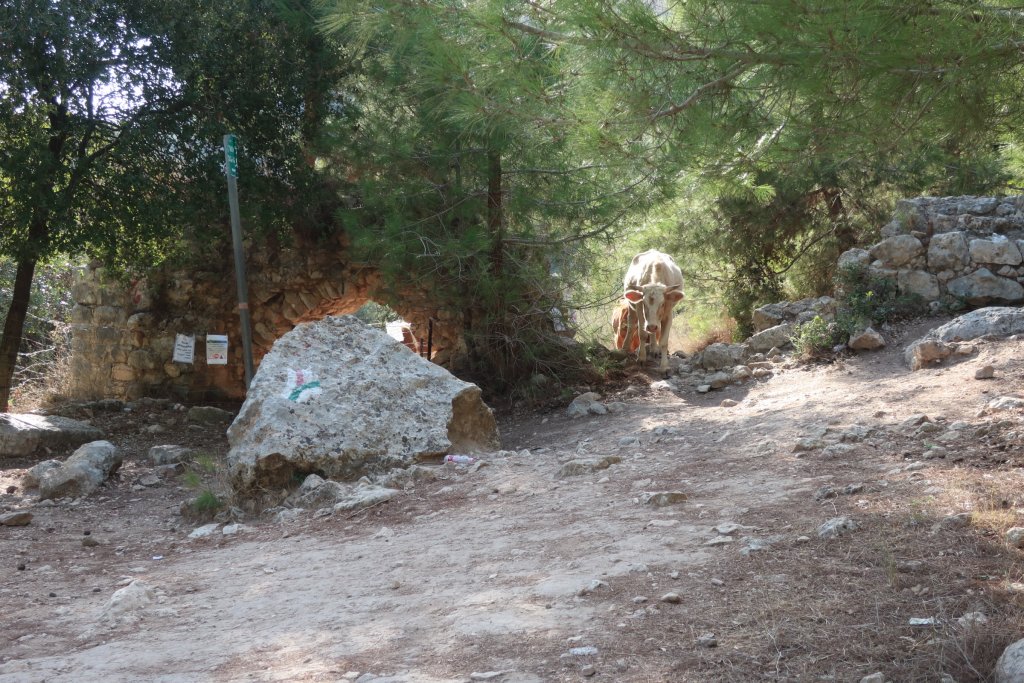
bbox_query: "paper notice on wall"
[172,334,195,363]
[206,334,229,365]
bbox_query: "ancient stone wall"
[68,241,465,402]
[841,195,1024,307]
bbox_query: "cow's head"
[624,284,684,334]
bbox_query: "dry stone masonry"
[68,240,465,403]
[841,195,1024,307]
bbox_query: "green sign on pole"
[224,134,239,178]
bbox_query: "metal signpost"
[223,134,255,389]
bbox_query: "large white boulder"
[226,315,499,497]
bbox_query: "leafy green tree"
[0,0,346,411]
[502,0,1024,329]
[0,0,193,410]
[320,0,657,386]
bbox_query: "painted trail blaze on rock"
[226,315,499,499]
[282,368,322,403]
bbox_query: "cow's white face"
[624,284,684,334]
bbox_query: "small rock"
[576,579,608,596]
[822,444,856,459]
[566,646,598,656]
[975,365,995,380]
[0,511,32,526]
[1006,527,1024,548]
[188,523,220,539]
[813,486,837,501]
[818,516,858,539]
[719,399,738,408]
[137,474,161,487]
[859,674,885,683]
[704,536,734,546]
[696,632,717,648]
[935,513,972,532]
[849,327,885,351]
[957,611,989,628]
[580,665,596,677]
[469,672,513,681]
[81,536,99,547]
[639,491,687,507]
[660,592,682,604]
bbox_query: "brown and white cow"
[622,249,684,372]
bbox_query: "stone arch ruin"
[68,238,466,402]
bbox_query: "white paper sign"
[172,334,195,363]
[206,334,229,365]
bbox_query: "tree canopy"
[4,0,1024,405]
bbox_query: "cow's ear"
[624,290,643,302]
[665,289,685,303]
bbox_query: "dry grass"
[8,322,73,412]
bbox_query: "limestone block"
[699,343,749,371]
[869,234,923,268]
[969,236,1022,265]
[128,349,157,371]
[928,231,969,271]
[38,440,121,500]
[947,268,1024,305]
[747,323,794,353]
[126,313,154,331]
[849,327,885,351]
[71,280,101,306]
[70,304,93,324]
[897,270,940,300]
[928,307,1024,342]
[958,197,999,214]
[111,364,135,382]
[904,339,954,370]
[0,414,105,459]
[837,248,871,270]
[226,315,499,498]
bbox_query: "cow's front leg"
[658,315,673,374]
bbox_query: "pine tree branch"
[650,62,747,120]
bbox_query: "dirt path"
[3,322,1024,682]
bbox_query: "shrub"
[791,315,846,359]
[835,263,926,329]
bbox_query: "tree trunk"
[487,150,504,276]
[0,255,38,412]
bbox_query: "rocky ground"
[2,316,1024,682]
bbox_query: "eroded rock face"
[903,307,1024,370]
[226,315,499,498]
